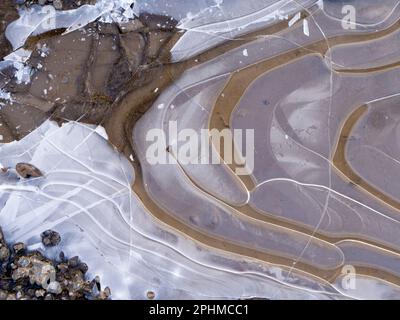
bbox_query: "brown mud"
[0,1,18,60]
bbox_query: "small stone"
[0,279,11,291]
[35,289,46,298]
[147,291,155,300]
[30,260,56,287]
[16,291,23,300]
[27,288,36,297]
[0,246,10,262]
[57,262,68,273]
[6,293,16,300]
[94,275,101,291]
[82,280,94,295]
[16,163,43,179]
[67,256,80,268]
[0,290,6,300]
[41,230,61,247]
[12,267,30,281]
[13,242,26,255]
[59,251,65,261]
[44,294,54,300]
[47,281,62,295]
[53,0,63,10]
[103,287,111,298]
[78,262,88,274]
[16,257,31,268]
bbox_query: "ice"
[5,1,138,50]
[0,120,343,299]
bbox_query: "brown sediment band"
[335,61,400,74]
[332,104,400,214]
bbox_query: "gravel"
[0,227,111,300]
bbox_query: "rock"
[0,278,11,290]
[57,262,68,273]
[67,256,80,268]
[66,274,85,294]
[53,0,63,10]
[35,289,46,298]
[100,287,111,300]
[16,163,43,179]
[78,262,88,274]
[47,281,62,295]
[0,245,10,262]
[13,242,26,255]
[0,290,7,300]
[94,275,101,291]
[12,267,30,281]
[59,251,65,261]
[6,293,16,300]
[147,291,155,300]
[15,290,23,300]
[29,259,56,287]
[41,230,61,247]
[16,257,31,268]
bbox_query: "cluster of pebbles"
[0,227,111,300]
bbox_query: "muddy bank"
[0,13,176,143]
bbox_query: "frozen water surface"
[2,0,400,299]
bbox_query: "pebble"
[15,163,43,179]
[41,230,61,247]
[13,242,26,255]
[67,256,80,268]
